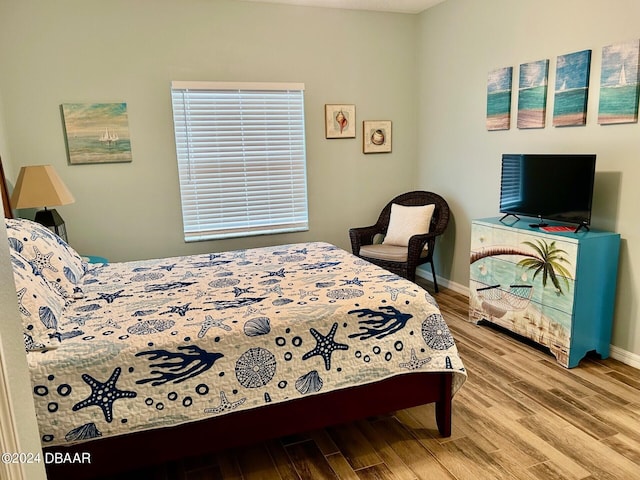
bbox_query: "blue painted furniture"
[82,255,109,264]
[469,217,620,368]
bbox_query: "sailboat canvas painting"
[486,67,513,130]
[598,39,640,125]
[553,50,592,127]
[61,103,132,164]
[517,59,549,129]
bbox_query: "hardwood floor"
[100,286,640,480]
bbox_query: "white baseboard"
[609,345,640,369]
[416,269,468,296]
[417,270,640,371]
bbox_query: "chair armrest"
[407,231,438,258]
[349,225,382,255]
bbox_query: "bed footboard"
[44,372,453,480]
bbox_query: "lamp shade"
[10,165,75,209]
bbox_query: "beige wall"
[0,0,419,261]
[418,0,640,357]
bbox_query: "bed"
[5,217,466,479]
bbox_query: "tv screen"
[499,154,596,227]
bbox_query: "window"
[171,81,309,242]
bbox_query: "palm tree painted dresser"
[469,217,620,368]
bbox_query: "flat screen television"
[499,153,596,231]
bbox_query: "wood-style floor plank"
[284,440,338,479]
[325,423,383,470]
[96,285,640,480]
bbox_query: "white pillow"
[383,203,435,247]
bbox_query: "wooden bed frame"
[44,372,453,479]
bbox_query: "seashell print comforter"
[28,242,466,446]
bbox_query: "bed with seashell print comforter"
[26,241,466,448]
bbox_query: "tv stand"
[499,213,520,223]
[574,222,590,233]
[469,217,620,368]
[528,215,548,228]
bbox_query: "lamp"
[10,165,75,242]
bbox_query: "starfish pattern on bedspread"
[72,367,137,423]
[187,315,232,338]
[15,287,29,316]
[232,286,254,297]
[95,290,133,304]
[204,391,246,414]
[26,246,58,276]
[262,267,288,278]
[382,285,417,301]
[302,322,349,371]
[399,348,432,370]
[160,303,199,317]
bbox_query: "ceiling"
[236,0,446,14]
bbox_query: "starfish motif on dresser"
[72,367,137,423]
[302,322,349,371]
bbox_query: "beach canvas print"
[486,67,512,130]
[62,103,132,164]
[553,50,592,127]
[598,39,640,125]
[517,59,549,128]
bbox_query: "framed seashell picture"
[325,104,356,138]
[363,120,392,153]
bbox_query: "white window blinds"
[171,81,309,242]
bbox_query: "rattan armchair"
[349,191,450,291]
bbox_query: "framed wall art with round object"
[363,120,392,153]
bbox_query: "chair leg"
[430,259,439,293]
[406,268,415,282]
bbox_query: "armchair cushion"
[360,243,429,263]
[382,203,435,247]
